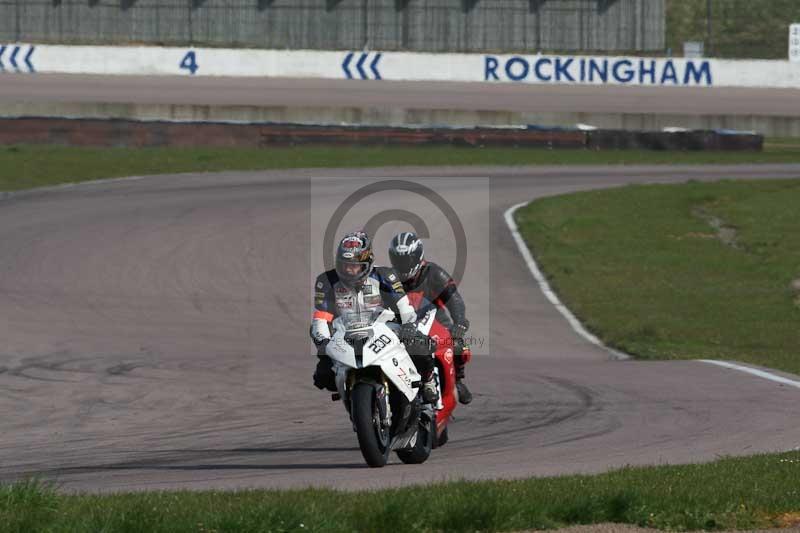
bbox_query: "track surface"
[1,74,800,116]
[1,164,800,492]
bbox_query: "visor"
[336,258,371,283]
[391,254,417,273]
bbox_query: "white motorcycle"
[326,308,436,467]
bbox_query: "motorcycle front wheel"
[352,383,391,467]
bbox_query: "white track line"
[504,202,629,361]
[505,200,800,390]
[699,360,800,390]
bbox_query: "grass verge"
[1,143,800,192]
[3,451,800,532]
[515,178,800,374]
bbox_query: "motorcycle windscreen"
[326,330,358,368]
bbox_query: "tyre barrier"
[0,117,763,151]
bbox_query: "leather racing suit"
[401,260,472,393]
[310,266,435,390]
[402,260,467,330]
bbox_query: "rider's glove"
[315,338,330,359]
[399,322,417,342]
[450,321,469,341]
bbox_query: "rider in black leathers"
[388,232,473,405]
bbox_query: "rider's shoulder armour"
[409,261,455,298]
[372,266,406,295]
[313,269,339,310]
[425,262,454,291]
[315,269,340,292]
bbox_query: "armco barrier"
[1,44,800,89]
[0,117,763,151]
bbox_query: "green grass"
[764,137,800,153]
[1,143,800,192]
[516,178,800,374]
[3,451,800,532]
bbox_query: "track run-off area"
[1,164,800,492]
[1,74,800,117]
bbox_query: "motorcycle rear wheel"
[396,417,433,464]
[352,383,391,467]
[435,426,449,448]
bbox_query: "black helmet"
[335,231,374,287]
[388,232,424,282]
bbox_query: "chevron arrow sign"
[0,45,36,73]
[342,52,382,80]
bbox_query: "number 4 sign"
[790,24,800,62]
[180,51,199,75]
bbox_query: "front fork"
[374,379,392,429]
[339,370,393,432]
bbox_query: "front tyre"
[396,417,433,464]
[352,383,391,467]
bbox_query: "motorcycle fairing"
[327,318,421,402]
[415,308,436,336]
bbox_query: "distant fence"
[0,0,665,54]
[666,0,800,59]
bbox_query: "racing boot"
[420,370,440,405]
[454,343,473,405]
[455,364,473,405]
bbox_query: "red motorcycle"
[415,308,471,448]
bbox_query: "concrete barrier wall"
[2,44,799,89]
[0,0,665,54]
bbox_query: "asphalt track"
[1,74,800,116]
[2,164,800,493]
